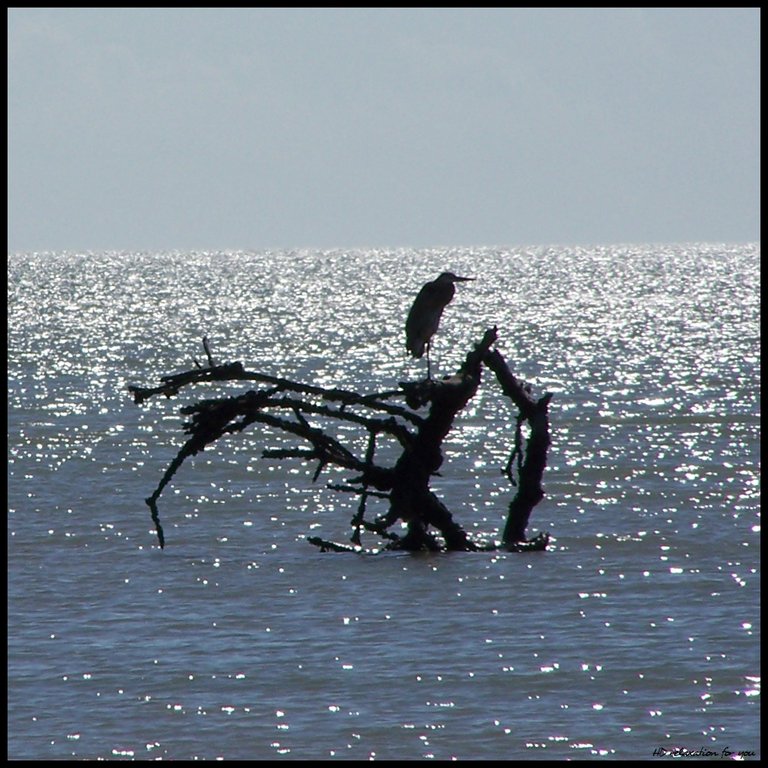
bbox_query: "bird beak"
[455,276,474,282]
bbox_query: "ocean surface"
[7,244,760,760]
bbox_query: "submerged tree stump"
[129,330,552,553]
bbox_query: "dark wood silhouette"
[129,330,552,553]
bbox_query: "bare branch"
[130,327,552,552]
[483,345,553,548]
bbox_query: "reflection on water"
[8,244,760,759]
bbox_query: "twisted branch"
[132,333,552,552]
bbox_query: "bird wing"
[405,281,454,358]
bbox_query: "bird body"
[405,272,473,375]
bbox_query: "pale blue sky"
[7,7,760,252]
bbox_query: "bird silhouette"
[405,271,474,379]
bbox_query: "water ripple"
[8,244,760,759]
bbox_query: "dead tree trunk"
[382,327,496,551]
[483,349,552,552]
[128,330,551,553]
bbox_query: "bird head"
[439,272,474,283]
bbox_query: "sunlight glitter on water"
[8,244,761,759]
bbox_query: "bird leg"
[426,340,432,381]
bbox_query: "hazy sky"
[7,7,760,252]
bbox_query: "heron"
[405,271,474,379]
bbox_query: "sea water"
[7,244,760,760]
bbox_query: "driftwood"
[129,330,552,553]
